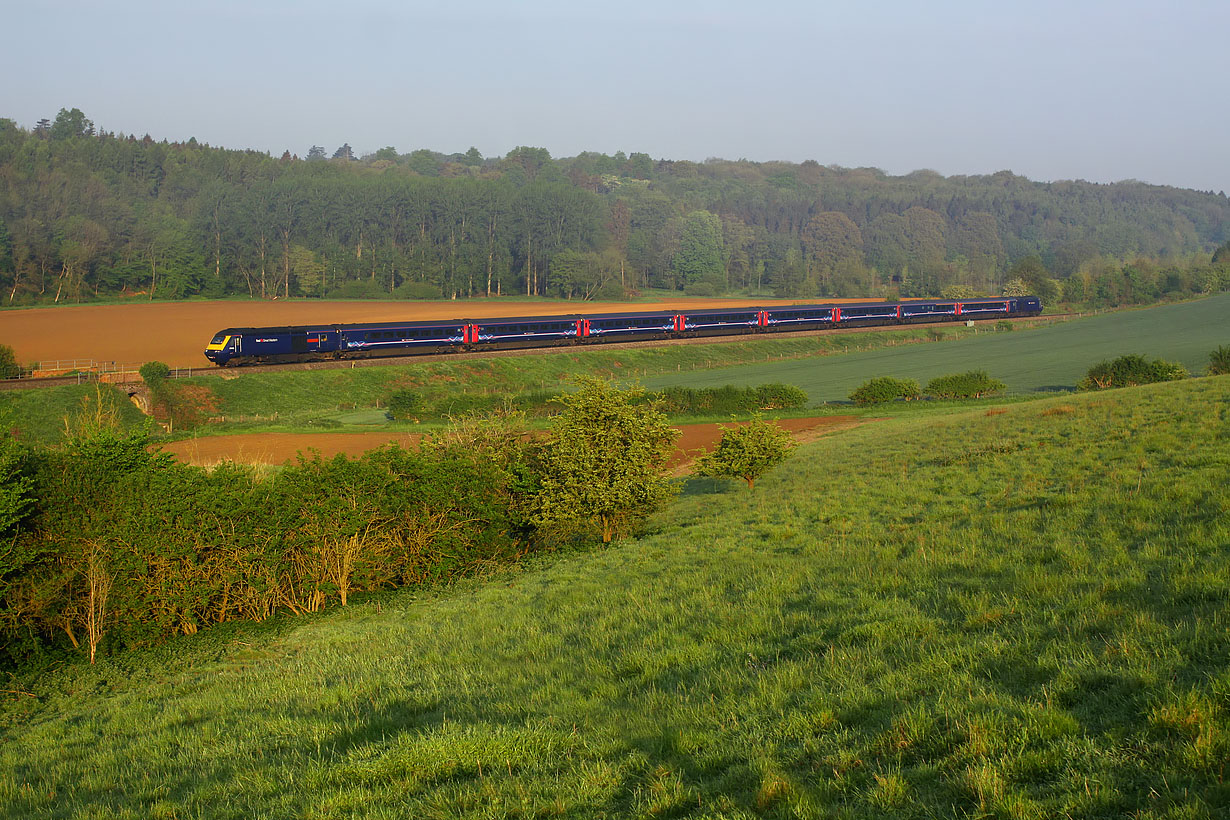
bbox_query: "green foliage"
[1,113,1229,302]
[385,389,423,421]
[0,419,32,536]
[1,435,523,665]
[1211,240,1230,268]
[138,360,170,390]
[1078,354,1188,390]
[849,376,921,405]
[1208,344,1230,375]
[652,383,807,416]
[695,415,797,488]
[924,370,1006,399]
[1001,277,1030,297]
[533,377,678,543]
[391,280,442,300]
[0,344,20,379]
[671,210,725,288]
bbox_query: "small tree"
[139,360,170,391]
[849,377,921,405]
[0,343,20,379]
[533,377,678,543]
[1208,345,1230,376]
[696,415,797,489]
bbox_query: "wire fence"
[4,360,201,383]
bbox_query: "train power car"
[204,296,1042,366]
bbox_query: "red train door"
[757,310,769,328]
[575,318,590,338]
[832,308,842,323]
[673,314,686,332]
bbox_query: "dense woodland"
[2,108,1229,307]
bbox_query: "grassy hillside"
[3,376,1227,818]
[648,293,1230,401]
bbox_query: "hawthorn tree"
[533,377,678,543]
[696,415,797,489]
[0,344,19,379]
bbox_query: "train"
[203,296,1043,366]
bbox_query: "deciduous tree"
[696,415,797,489]
[533,378,678,543]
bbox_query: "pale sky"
[5,0,1229,193]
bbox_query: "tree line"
[1,108,1229,306]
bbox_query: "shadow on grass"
[676,476,734,497]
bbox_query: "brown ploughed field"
[0,297,871,370]
[160,416,863,472]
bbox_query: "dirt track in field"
[159,416,864,471]
[0,297,874,370]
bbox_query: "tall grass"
[1,378,1228,818]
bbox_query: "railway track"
[0,314,1066,392]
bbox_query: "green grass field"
[646,293,1230,402]
[3,376,1227,818]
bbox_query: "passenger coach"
[204,296,1042,366]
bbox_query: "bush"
[1077,354,1188,390]
[386,389,424,421]
[2,431,525,666]
[849,377,921,405]
[392,280,442,300]
[592,280,627,301]
[1208,345,1230,376]
[753,383,808,410]
[0,344,21,379]
[695,415,797,489]
[682,282,717,297]
[534,378,677,543]
[652,383,807,415]
[925,371,1007,399]
[138,361,170,390]
[327,279,391,300]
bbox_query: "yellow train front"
[204,325,343,366]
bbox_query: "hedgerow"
[849,376,921,405]
[1077,354,1187,390]
[0,426,525,669]
[652,383,808,415]
[925,370,1007,399]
